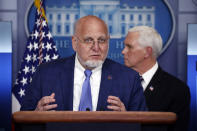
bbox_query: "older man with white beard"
[21,15,146,112]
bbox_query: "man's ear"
[145,46,152,58]
[72,36,77,51]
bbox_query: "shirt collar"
[141,62,158,88]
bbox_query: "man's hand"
[107,96,126,111]
[35,93,57,111]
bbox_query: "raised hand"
[35,93,57,111]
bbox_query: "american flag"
[12,0,59,111]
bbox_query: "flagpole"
[38,0,43,64]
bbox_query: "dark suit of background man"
[122,26,190,131]
[21,15,147,112]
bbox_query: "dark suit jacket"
[21,55,147,111]
[144,67,190,131]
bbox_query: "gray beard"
[77,53,106,69]
[84,60,104,68]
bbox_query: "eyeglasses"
[75,36,109,46]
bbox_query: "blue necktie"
[79,69,92,111]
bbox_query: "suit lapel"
[96,59,113,111]
[60,55,75,110]
[144,67,163,104]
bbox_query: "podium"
[12,111,176,131]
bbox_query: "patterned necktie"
[140,76,144,82]
[140,75,144,89]
[79,69,92,111]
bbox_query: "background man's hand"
[107,96,126,111]
[35,93,57,111]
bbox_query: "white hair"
[128,26,163,58]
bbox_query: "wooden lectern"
[12,111,176,131]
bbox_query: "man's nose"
[122,47,126,55]
[92,41,100,51]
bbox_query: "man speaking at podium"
[21,15,147,112]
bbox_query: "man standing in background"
[122,26,190,131]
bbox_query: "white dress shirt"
[73,55,102,111]
[141,62,158,91]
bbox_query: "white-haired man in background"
[122,26,190,131]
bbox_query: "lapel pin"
[107,75,112,80]
[149,86,154,91]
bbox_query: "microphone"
[86,108,90,111]
[99,107,105,111]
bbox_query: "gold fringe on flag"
[34,0,48,23]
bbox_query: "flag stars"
[46,32,52,40]
[32,53,37,62]
[42,20,47,27]
[20,77,27,86]
[46,42,52,51]
[42,42,45,49]
[30,33,34,40]
[36,19,40,27]
[27,42,33,51]
[23,66,30,74]
[52,54,59,60]
[18,88,25,98]
[53,45,58,51]
[41,31,45,38]
[30,77,32,83]
[44,54,51,62]
[34,30,39,39]
[25,54,31,63]
[31,66,36,74]
[15,79,19,85]
[33,42,38,51]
